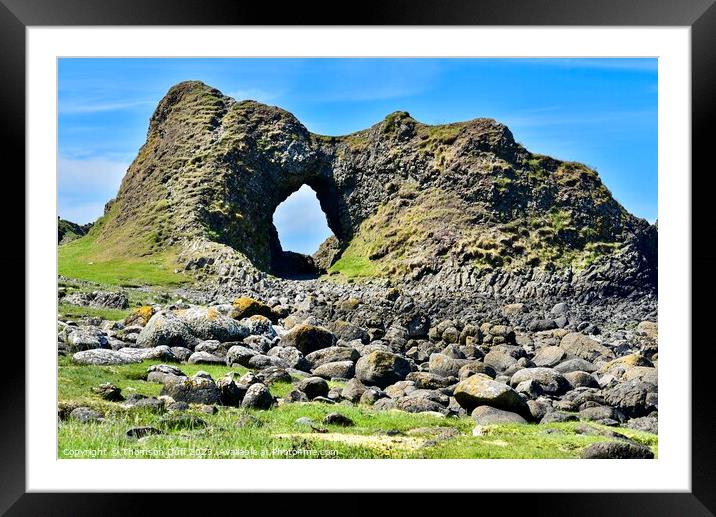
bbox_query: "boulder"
[280,324,336,355]
[312,360,355,380]
[323,413,355,426]
[66,327,109,351]
[396,396,447,414]
[564,371,599,389]
[72,349,141,366]
[510,367,570,396]
[554,358,597,374]
[188,351,225,365]
[471,405,527,425]
[341,378,367,402]
[231,297,276,321]
[136,311,197,349]
[458,362,497,380]
[92,383,123,401]
[305,347,359,369]
[225,345,258,367]
[406,371,456,389]
[216,376,246,407]
[265,346,308,370]
[177,306,249,342]
[117,346,177,362]
[532,346,566,367]
[581,441,654,459]
[483,350,518,372]
[241,383,273,409]
[329,320,370,344]
[428,353,469,377]
[147,364,187,384]
[240,315,278,339]
[296,376,329,399]
[160,374,221,405]
[69,407,103,423]
[560,332,614,362]
[603,380,657,418]
[453,374,529,417]
[355,351,413,388]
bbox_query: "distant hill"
[58,218,92,245]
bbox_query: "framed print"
[4,0,716,513]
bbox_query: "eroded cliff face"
[95,80,656,298]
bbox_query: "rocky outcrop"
[87,80,656,299]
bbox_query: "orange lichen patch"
[124,305,155,327]
[206,307,219,320]
[231,296,275,321]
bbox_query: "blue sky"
[58,58,657,254]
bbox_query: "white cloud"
[58,156,129,224]
[59,99,154,115]
[58,156,128,196]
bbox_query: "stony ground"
[57,276,658,459]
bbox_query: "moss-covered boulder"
[231,297,276,322]
[280,324,336,355]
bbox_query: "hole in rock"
[271,184,336,279]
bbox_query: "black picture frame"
[4,0,715,514]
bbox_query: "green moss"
[494,176,513,192]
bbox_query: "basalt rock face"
[95,80,656,299]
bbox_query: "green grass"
[58,357,658,459]
[58,303,131,322]
[58,232,187,287]
[328,253,377,279]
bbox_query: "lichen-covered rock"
[280,324,336,355]
[453,374,529,417]
[355,351,413,388]
[312,360,355,380]
[225,345,258,367]
[239,315,277,339]
[560,332,615,362]
[136,311,197,349]
[328,320,369,344]
[64,290,129,310]
[305,346,359,369]
[603,379,657,418]
[160,374,221,405]
[117,346,177,362]
[230,297,276,321]
[428,353,470,377]
[66,326,109,351]
[177,306,249,342]
[147,364,187,384]
[72,349,141,366]
[124,306,155,327]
